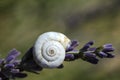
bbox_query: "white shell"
[33,32,71,68]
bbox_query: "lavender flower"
[65,41,115,64]
[0,49,27,80]
[0,40,115,80]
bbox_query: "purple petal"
[66,47,74,52]
[65,54,75,60]
[80,41,94,51]
[88,47,96,51]
[103,44,112,48]
[102,44,115,52]
[84,41,94,46]
[5,49,21,63]
[84,52,96,58]
[7,49,20,59]
[66,40,79,52]
[71,40,79,47]
[83,52,98,64]
[5,55,15,63]
[86,57,99,64]
[102,47,114,52]
[97,52,107,58]
[4,64,15,68]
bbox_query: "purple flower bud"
[97,52,107,58]
[66,47,74,52]
[103,44,112,48]
[4,64,15,68]
[7,49,20,59]
[80,41,94,52]
[65,54,75,60]
[83,52,98,64]
[87,41,94,45]
[66,40,79,52]
[11,69,20,73]
[5,55,15,63]
[71,40,79,47]
[84,52,96,58]
[88,47,96,51]
[102,47,114,52]
[102,44,114,52]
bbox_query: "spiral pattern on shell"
[33,32,71,68]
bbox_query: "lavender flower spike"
[0,49,27,80]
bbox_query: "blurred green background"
[0,0,120,80]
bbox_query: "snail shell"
[33,32,71,68]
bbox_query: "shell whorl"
[33,32,71,68]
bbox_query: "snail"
[33,32,71,68]
[0,31,115,80]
